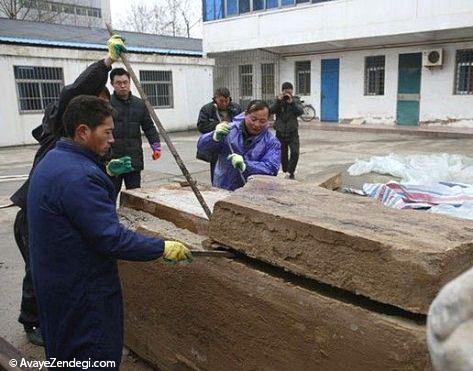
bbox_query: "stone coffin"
[209,176,473,314]
[118,208,429,371]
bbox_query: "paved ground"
[1,127,473,367]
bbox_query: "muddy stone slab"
[118,213,429,371]
[209,176,473,314]
[120,183,230,235]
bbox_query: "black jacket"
[196,101,242,162]
[270,96,304,138]
[10,59,111,209]
[110,93,159,171]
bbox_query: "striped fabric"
[344,181,473,210]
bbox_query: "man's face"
[75,116,115,156]
[214,95,230,110]
[282,88,293,96]
[112,74,131,99]
[244,108,269,136]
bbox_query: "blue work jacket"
[27,139,164,368]
[197,115,281,191]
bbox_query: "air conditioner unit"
[423,49,443,67]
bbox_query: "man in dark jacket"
[9,35,125,345]
[28,95,192,368]
[109,68,161,197]
[270,82,304,180]
[196,87,242,183]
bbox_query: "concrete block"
[209,176,473,314]
[118,210,429,371]
[119,183,230,236]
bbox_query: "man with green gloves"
[28,95,192,369]
[197,100,280,191]
[9,34,126,346]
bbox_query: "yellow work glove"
[107,35,126,62]
[227,153,246,172]
[212,122,230,142]
[163,241,193,264]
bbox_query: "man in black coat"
[9,35,125,345]
[196,87,242,183]
[109,68,161,196]
[270,82,304,180]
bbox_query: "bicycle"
[300,100,317,122]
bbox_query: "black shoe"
[25,326,44,347]
[289,173,295,180]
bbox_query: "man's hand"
[107,35,126,62]
[106,156,133,176]
[151,142,161,160]
[212,122,230,142]
[163,241,193,264]
[227,153,246,172]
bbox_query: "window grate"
[261,63,275,101]
[14,66,64,113]
[295,61,311,95]
[140,70,174,108]
[364,55,385,96]
[454,49,473,95]
[239,64,253,97]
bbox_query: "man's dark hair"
[282,82,293,90]
[245,100,270,115]
[110,68,130,83]
[63,95,115,138]
[214,87,231,98]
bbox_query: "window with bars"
[454,49,473,95]
[261,63,275,100]
[14,66,64,113]
[364,56,385,96]
[140,70,174,108]
[295,61,311,95]
[239,65,253,97]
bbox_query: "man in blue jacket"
[197,100,280,191]
[28,95,192,368]
[10,35,126,346]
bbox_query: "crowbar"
[105,23,212,220]
[190,249,235,258]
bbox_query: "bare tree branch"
[116,0,201,38]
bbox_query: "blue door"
[396,53,422,126]
[321,59,339,122]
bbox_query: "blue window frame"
[281,0,294,5]
[239,0,250,13]
[226,0,238,15]
[266,0,278,7]
[203,0,224,21]
[253,0,264,10]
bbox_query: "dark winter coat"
[27,139,164,367]
[10,59,111,209]
[110,93,160,171]
[196,101,242,163]
[270,97,304,139]
[197,113,280,191]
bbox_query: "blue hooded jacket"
[27,139,164,367]
[197,113,281,191]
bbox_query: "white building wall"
[0,45,213,147]
[203,0,473,54]
[279,41,473,126]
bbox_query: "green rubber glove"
[107,35,126,61]
[227,153,246,172]
[212,122,230,142]
[163,241,193,264]
[106,156,133,176]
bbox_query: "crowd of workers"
[7,35,304,369]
